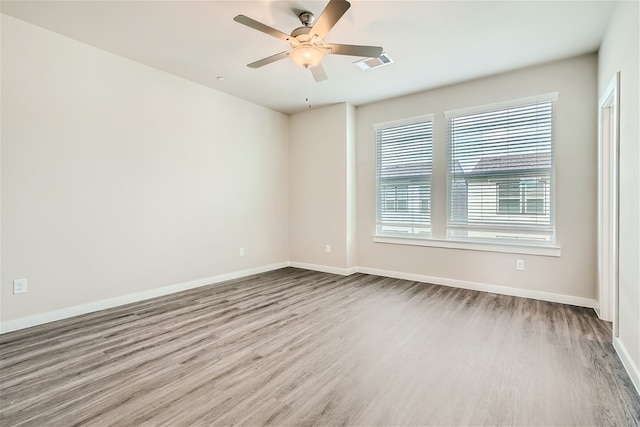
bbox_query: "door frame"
[596,72,620,335]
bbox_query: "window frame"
[372,94,561,257]
[374,114,434,239]
[444,93,558,246]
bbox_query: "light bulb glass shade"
[290,46,324,68]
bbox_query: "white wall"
[598,0,640,391]
[356,54,598,301]
[1,15,290,326]
[289,103,356,273]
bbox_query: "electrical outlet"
[325,244,331,254]
[516,259,525,271]
[239,248,245,257]
[13,279,28,294]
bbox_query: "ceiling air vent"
[354,53,394,71]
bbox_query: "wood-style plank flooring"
[1,268,639,426]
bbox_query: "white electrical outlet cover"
[13,278,28,294]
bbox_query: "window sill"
[373,235,561,257]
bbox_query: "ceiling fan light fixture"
[290,45,324,68]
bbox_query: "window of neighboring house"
[383,185,408,212]
[497,179,547,215]
[375,116,433,238]
[446,95,556,244]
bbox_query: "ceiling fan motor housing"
[290,26,315,45]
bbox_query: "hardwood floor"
[1,268,638,426]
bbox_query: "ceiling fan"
[234,0,383,82]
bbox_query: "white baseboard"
[288,261,357,276]
[356,266,597,308]
[0,262,288,334]
[0,262,598,334]
[613,336,640,396]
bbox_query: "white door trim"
[596,72,620,332]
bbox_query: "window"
[446,96,555,243]
[375,116,433,237]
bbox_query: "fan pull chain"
[306,66,312,109]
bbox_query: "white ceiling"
[1,0,614,114]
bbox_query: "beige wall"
[1,15,290,323]
[289,103,356,272]
[356,54,598,300]
[598,0,640,386]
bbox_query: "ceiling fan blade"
[310,64,328,82]
[234,15,292,42]
[310,0,351,39]
[247,51,290,68]
[325,43,383,58]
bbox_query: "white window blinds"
[446,97,555,243]
[375,117,433,237]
